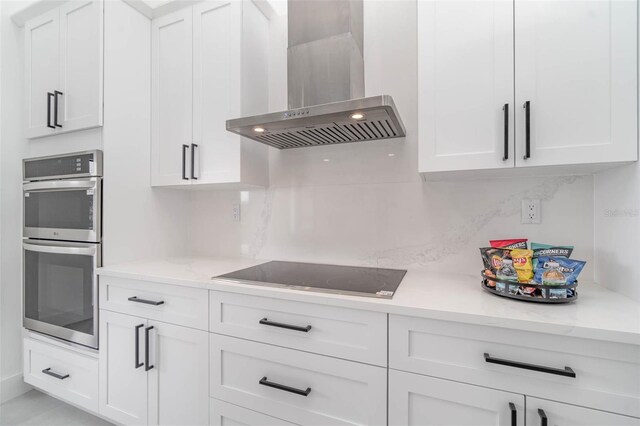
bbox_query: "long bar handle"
[484,353,575,378]
[502,103,509,161]
[191,143,198,180]
[182,144,189,180]
[259,318,311,333]
[523,101,531,159]
[47,93,55,129]
[538,409,547,426]
[42,368,69,380]
[145,326,154,371]
[509,402,517,426]
[128,296,164,306]
[54,90,63,127]
[259,376,311,397]
[135,324,144,368]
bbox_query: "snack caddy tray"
[481,270,578,304]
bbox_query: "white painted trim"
[10,1,66,27]
[0,373,31,404]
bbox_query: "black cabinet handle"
[145,326,154,371]
[128,296,164,306]
[502,103,509,161]
[259,318,311,333]
[47,92,55,129]
[259,376,311,397]
[538,409,547,426]
[134,324,144,369]
[509,402,517,426]
[182,144,189,180]
[54,90,63,127]
[523,101,531,160]
[484,353,575,378]
[191,143,198,180]
[42,368,69,380]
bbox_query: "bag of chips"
[511,249,534,283]
[531,243,574,269]
[534,256,586,298]
[490,239,528,250]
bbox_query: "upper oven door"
[23,178,101,242]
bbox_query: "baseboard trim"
[1,373,32,404]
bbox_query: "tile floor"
[0,390,113,426]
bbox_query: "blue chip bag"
[531,243,574,269]
[534,256,586,298]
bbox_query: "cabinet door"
[147,321,209,426]
[192,0,242,184]
[526,397,640,426]
[99,310,148,425]
[515,0,637,167]
[418,0,514,173]
[151,8,193,187]
[24,9,59,139]
[210,398,297,426]
[58,0,103,133]
[389,370,525,426]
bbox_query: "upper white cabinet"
[514,0,638,168]
[151,0,269,188]
[418,0,638,175]
[417,0,515,173]
[24,0,103,139]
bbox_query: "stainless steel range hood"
[226,0,406,149]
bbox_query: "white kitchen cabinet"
[24,0,103,139]
[99,310,209,426]
[418,0,638,175]
[389,369,525,426]
[417,0,515,173]
[514,0,637,168]
[526,398,640,426]
[151,0,269,189]
[210,398,297,426]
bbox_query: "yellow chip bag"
[511,249,534,283]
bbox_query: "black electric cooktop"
[215,261,407,299]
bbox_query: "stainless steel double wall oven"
[22,150,102,348]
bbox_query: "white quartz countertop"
[98,257,640,345]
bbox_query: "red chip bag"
[490,239,528,250]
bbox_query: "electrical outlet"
[521,199,541,224]
[232,204,241,222]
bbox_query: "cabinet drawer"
[210,399,297,426]
[210,335,386,425]
[24,337,98,413]
[210,291,386,366]
[390,315,640,418]
[100,276,208,330]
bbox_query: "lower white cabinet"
[210,399,297,426]
[389,369,525,426]
[526,398,640,426]
[99,310,209,425]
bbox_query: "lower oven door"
[23,240,101,348]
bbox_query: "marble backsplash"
[188,174,594,278]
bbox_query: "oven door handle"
[23,242,97,256]
[23,178,98,192]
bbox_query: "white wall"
[187,0,596,278]
[594,163,640,301]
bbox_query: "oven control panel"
[23,150,103,181]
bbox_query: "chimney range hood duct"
[225,0,406,149]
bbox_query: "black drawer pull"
[134,324,144,368]
[259,376,311,397]
[54,90,63,127]
[502,103,509,161]
[47,92,55,129]
[128,296,164,306]
[145,326,154,371]
[509,402,517,426]
[259,318,311,333]
[538,409,547,426]
[42,368,69,380]
[484,353,576,378]
[523,100,531,160]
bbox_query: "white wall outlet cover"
[232,204,241,222]
[521,199,541,224]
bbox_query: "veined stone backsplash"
[188,175,594,279]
